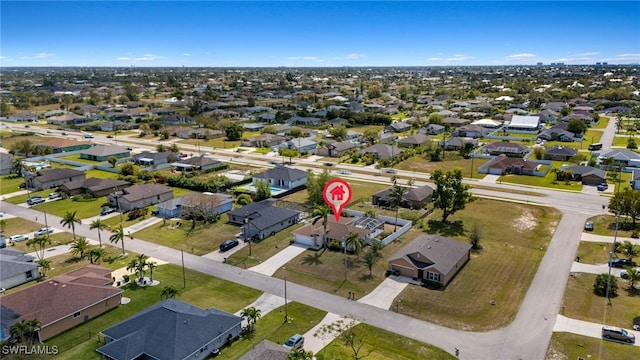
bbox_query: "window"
[26,271,33,279]
[427,272,440,282]
[73,311,81,318]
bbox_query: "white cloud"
[116,54,164,62]
[288,56,323,62]
[0,56,13,62]
[35,53,55,59]
[447,55,474,61]
[505,53,536,60]
[606,53,640,62]
[427,57,443,61]
[182,53,191,57]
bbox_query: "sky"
[1,1,639,67]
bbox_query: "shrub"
[122,274,130,283]
[593,273,618,297]
[127,208,148,221]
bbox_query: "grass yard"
[282,179,389,205]
[316,323,454,360]
[2,216,47,237]
[395,155,488,179]
[586,214,639,238]
[612,135,640,147]
[547,332,640,360]
[0,174,24,195]
[178,131,262,150]
[9,231,75,254]
[575,242,617,265]
[29,196,105,219]
[0,133,52,149]
[84,169,121,179]
[226,222,306,268]
[584,129,603,145]
[499,164,584,192]
[397,199,561,331]
[59,154,103,165]
[3,189,50,204]
[216,302,326,360]
[46,264,262,358]
[562,273,640,329]
[593,116,610,129]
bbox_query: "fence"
[343,209,412,246]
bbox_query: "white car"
[9,234,29,243]
[48,192,61,199]
[620,267,640,279]
[34,227,54,236]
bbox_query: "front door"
[417,269,424,280]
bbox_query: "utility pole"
[605,213,620,306]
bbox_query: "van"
[283,334,304,350]
[602,326,635,343]
[588,143,603,151]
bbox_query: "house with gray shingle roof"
[388,234,472,287]
[481,142,530,158]
[358,143,402,159]
[108,183,173,212]
[544,145,578,161]
[0,248,39,289]
[97,299,242,360]
[173,156,223,172]
[80,145,130,161]
[317,141,357,158]
[58,178,130,197]
[239,340,290,360]
[26,168,86,191]
[228,200,300,240]
[252,165,307,191]
[560,165,607,185]
[397,133,430,148]
[372,184,435,209]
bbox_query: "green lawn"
[593,116,610,129]
[281,179,389,205]
[3,189,51,204]
[31,196,106,219]
[612,135,640,147]
[575,242,617,265]
[499,163,584,191]
[396,155,488,179]
[1,216,45,238]
[178,131,262,149]
[59,154,104,165]
[84,169,121,179]
[47,264,262,358]
[0,174,24,195]
[583,129,603,145]
[586,214,639,238]
[547,333,640,360]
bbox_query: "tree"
[329,125,348,141]
[120,162,138,176]
[87,247,106,264]
[628,138,638,150]
[306,169,333,206]
[430,168,475,223]
[608,189,640,229]
[255,180,271,201]
[26,235,50,260]
[90,218,107,248]
[108,156,118,168]
[361,243,383,276]
[11,158,23,175]
[127,253,149,282]
[160,285,182,299]
[314,317,373,360]
[12,139,34,157]
[240,306,262,332]
[362,128,379,145]
[312,204,331,250]
[287,348,315,360]
[70,236,91,259]
[36,258,51,277]
[289,127,303,138]
[469,222,484,250]
[10,319,41,345]
[345,232,365,256]
[60,210,81,240]
[279,148,299,164]
[389,184,406,232]
[109,224,128,256]
[236,194,252,206]
[594,273,618,297]
[621,241,640,261]
[532,146,545,160]
[262,124,277,134]
[147,261,158,282]
[567,119,588,136]
[625,267,640,290]
[225,122,244,141]
[0,219,6,233]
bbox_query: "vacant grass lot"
[282,179,389,205]
[547,332,640,360]
[28,196,105,218]
[396,156,488,178]
[84,169,120,179]
[562,273,640,329]
[593,117,610,129]
[178,131,262,149]
[316,323,454,360]
[499,163,584,191]
[587,214,638,238]
[0,174,24,195]
[575,241,617,265]
[2,216,47,237]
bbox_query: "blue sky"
[1,1,639,67]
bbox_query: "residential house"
[276,137,318,155]
[0,248,39,289]
[241,134,286,148]
[228,200,300,241]
[108,183,174,212]
[252,165,307,191]
[131,151,179,166]
[46,113,91,126]
[442,118,467,128]
[388,234,472,287]
[506,115,541,133]
[443,137,478,151]
[317,141,357,158]
[560,165,607,185]
[453,124,485,138]
[156,192,233,219]
[0,265,123,341]
[159,114,195,125]
[423,124,445,135]
[358,144,403,159]
[481,142,530,157]
[378,132,398,144]
[631,169,640,190]
[397,134,430,148]
[471,119,502,129]
[544,146,578,161]
[80,145,130,162]
[385,121,412,133]
[173,157,223,172]
[239,340,290,360]
[598,149,640,167]
[0,153,13,175]
[96,299,243,360]
[243,122,265,131]
[537,127,576,142]
[26,168,86,190]
[289,116,322,126]
[37,138,94,153]
[59,178,130,197]
[293,216,382,250]
[482,156,539,175]
[372,184,435,209]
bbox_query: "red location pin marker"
[323,179,352,222]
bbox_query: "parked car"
[584,221,594,231]
[9,234,29,243]
[100,207,117,216]
[219,239,239,252]
[602,326,635,343]
[106,135,113,138]
[610,259,636,268]
[46,130,53,134]
[34,227,54,236]
[61,132,67,135]
[382,168,397,174]
[337,169,351,175]
[386,269,400,276]
[48,192,61,199]
[597,182,609,191]
[620,267,640,279]
[283,334,304,350]
[324,162,335,167]
[27,196,45,205]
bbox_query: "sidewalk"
[581,232,640,245]
[249,243,308,276]
[554,315,640,347]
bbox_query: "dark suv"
[609,259,636,268]
[220,239,239,252]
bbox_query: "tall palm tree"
[625,267,640,290]
[10,158,23,175]
[389,184,406,232]
[60,210,81,240]
[312,204,331,250]
[87,247,106,264]
[69,236,90,259]
[345,232,365,256]
[127,253,149,282]
[90,218,107,248]
[147,261,158,282]
[240,306,262,332]
[26,235,50,260]
[621,240,640,261]
[109,224,127,256]
[10,320,31,344]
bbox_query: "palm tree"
[312,204,331,250]
[147,261,158,282]
[10,320,31,344]
[625,267,640,290]
[90,218,107,248]
[87,247,106,264]
[160,285,182,299]
[69,236,90,259]
[10,158,23,175]
[36,258,51,277]
[60,210,81,240]
[109,224,127,256]
[127,253,149,282]
[362,245,383,276]
[26,235,50,260]
[621,241,640,261]
[345,232,365,256]
[240,306,262,332]
[389,184,406,232]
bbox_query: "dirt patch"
[512,208,538,232]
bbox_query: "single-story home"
[293,216,382,250]
[156,192,233,219]
[26,168,86,190]
[452,125,486,138]
[388,234,472,287]
[544,145,578,161]
[506,115,541,133]
[131,151,178,166]
[443,137,478,151]
[470,119,502,129]
[481,142,530,158]
[317,141,357,158]
[80,145,130,162]
[397,134,430,148]
[598,149,640,167]
[372,185,435,209]
[0,265,122,341]
[173,156,223,172]
[0,248,40,290]
[560,165,607,185]
[252,165,307,191]
[482,156,539,176]
[228,200,300,241]
[385,121,412,133]
[239,340,290,360]
[358,144,403,159]
[97,299,243,360]
[537,128,576,142]
[108,183,174,212]
[422,124,445,135]
[58,178,130,197]
[0,153,13,175]
[37,138,94,153]
[275,137,318,155]
[241,134,287,148]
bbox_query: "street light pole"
[283,267,288,323]
[43,210,50,241]
[343,241,348,281]
[605,213,620,306]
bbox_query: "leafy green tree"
[108,156,118,168]
[362,128,379,145]
[70,236,90,258]
[160,285,182,299]
[255,180,271,201]
[306,169,333,206]
[469,222,484,250]
[236,194,252,206]
[11,158,23,175]
[11,139,34,157]
[26,235,50,260]
[628,138,638,150]
[314,317,372,360]
[289,127,303,138]
[361,243,383,276]
[262,124,276,134]
[119,162,138,177]
[279,148,299,164]
[90,218,106,248]
[60,210,81,240]
[329,125,348,141]
[240,306,262,332]
[430,168,475,223]
[567,119,588,135]
[225,122,244,141]
[608,189,640,229]
[594,273,618,297]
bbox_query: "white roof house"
[471,119,502,128]
[507,115,541,133]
